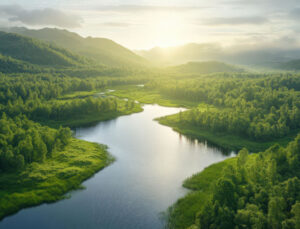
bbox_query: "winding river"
[0,104,234,229]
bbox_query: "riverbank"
[39,107,143,129]
[165,157,236,229]
[108,85,198,108]
[157,113,296,153]
[166,154,258,229]
[0,139,114,220]
[35,90,144,129]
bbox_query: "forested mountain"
[2,27,149,68]
[169,61,244,74]
[0,32,87,67]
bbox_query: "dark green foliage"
[150,73,300,141]
[0,54,43,73]
[174,135,300,229]
[0,114,71,171]
[0,139,113,220]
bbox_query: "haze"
[0,0,300,50]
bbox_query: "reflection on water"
[182,134,233,156]
[0,104,234,229]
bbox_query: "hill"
[0,31,86,67]
[278,59,300,70]
[3,27,149,68]
[169,61,244,74]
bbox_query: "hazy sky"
[0,0,299,49]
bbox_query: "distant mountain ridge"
[1,27,149,68]
[169,61,244,74]
[136,43,300,69]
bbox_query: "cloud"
[0,5,82,28]
[99,22,134,27]
[202,16,269,25]
[88,4,207,13]
[290,8,300,19]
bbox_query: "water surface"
[0,104,233,229]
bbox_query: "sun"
[150,13,185,48]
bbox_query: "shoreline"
[0,139,114,221]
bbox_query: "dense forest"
[167,135,300,229]
[149,74,300,141]
[0,31,149,178]
[0,114,71,171]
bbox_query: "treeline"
[0,73,143,173]
[0,74,146,105]
[27,97,137,122]
[148,74,300,140]
[0,113,71,171]
[0,74,141,121]
[196,135,300,228]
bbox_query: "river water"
[0,104,233,229]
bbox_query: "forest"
[167,135,300,229]
[147,74,300,149]
[0,114,71,171]
[0,72,145,168]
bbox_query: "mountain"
[136,43,222,66]
[277,59,300,70]
[2,27,149,68]
[169,61,244,74]
[0,31,86,68]
[136,43,300,68]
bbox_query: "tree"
[291,202,300,229]
[268,197,286,229]
[235,204,267,229]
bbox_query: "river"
[0,104,234,229]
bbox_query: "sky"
[0,0,299,50]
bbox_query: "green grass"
[108,85,198,108]
[37,91,143,128]
[0,138,114,220]
[39,106,143,129]
[166,158,237,229]
[168,155,260,229]
[57,90,100,100]
[157,113,297,153]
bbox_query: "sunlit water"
[0,104,234,229]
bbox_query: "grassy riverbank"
[166,157,237,229]
[40,106,143,129]
[35,90,144,129]
[108,85,198,108]
[0,139,113,220]
[166,154,258,229]
[157,113,296,153]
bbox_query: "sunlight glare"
[150,13,184,48]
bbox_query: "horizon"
[0,0,300,50]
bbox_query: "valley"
[0,27,299,229]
